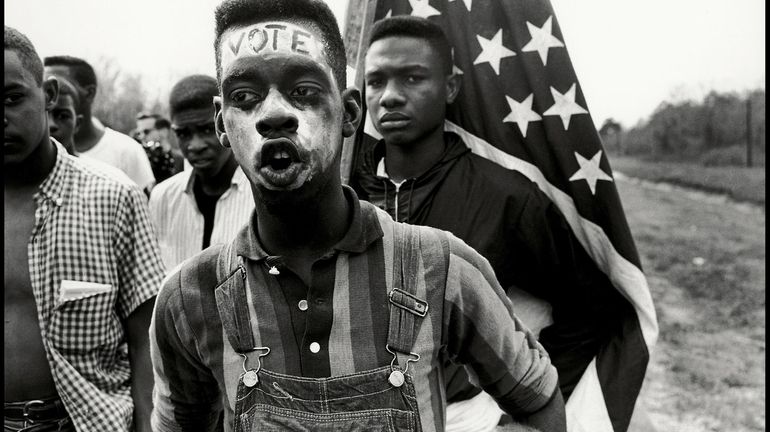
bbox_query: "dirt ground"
[617,175,765,432]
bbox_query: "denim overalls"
[214,224,427,431]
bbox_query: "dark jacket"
[351,132,626,401]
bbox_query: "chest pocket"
[49,282,119,354]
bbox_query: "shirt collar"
[184,166,249,195]
[234,185,383,261]
[36,139,72,208]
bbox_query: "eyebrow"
[222,57,333,91]
[365,64,431,77]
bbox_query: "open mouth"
[259,138,306,187]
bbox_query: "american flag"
[342,0,659,431]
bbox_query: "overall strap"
[214,241,255,353]
[387,222,429,360]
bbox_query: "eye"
[5,93,23,105]
[174,129,192,141]
[229,89,261,104]
[291,85,320,98]
[366,78,383,89]
[54,110,72,121]
[405,75,424,84]
[199,124,216,136]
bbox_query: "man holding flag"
[345,2,657,431]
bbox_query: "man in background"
[43,55,155,193]
[351,16,628,430]
[5,26,163,431]
[148,74,253,271]
[46,75,82,156]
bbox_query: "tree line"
[600,88,765,167]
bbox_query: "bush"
[700,145,765,167]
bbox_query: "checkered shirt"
[27,141,165,431]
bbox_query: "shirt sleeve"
[442,235,559,416]
[150,269,223,431]
[113,183,165,320]
[148,186,170,271]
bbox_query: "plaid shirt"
[28,141,164,431]
[150,187,558,431]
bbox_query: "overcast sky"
[5,0,765,127]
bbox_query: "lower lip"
[259,162,305,188]
[379,119,411,130]
[191,159,214,167]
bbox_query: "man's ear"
[82,84,97,104]
[74,114,84,134]
[341,87,362,138]
[43,76,59,111]
[213,96,230,147]
[445,73,462,104]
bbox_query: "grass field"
[615,168,765,431]
[608,156,766,205]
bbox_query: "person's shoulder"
[151,170,191,200]
[102,127,147,155]
[67,153,143,198]
[156,244,227,311]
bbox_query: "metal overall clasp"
[239,346,271,387]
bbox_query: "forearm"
[127,298,157,432]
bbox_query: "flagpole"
[340,0,378,185]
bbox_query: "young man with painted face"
[43,55,156,193]
[148,74,254,271]
[149,1,566,431]
[4,26,164,432]
[350,16,630,430]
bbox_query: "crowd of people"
[5,0,639,431]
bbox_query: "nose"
[187,133,209,153]
[256,90,299,137]
[379,80,406,109]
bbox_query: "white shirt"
[79,127,155,190]
[148,167,254,271]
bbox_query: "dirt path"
[616,176,765,432]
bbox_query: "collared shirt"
[150,186,558,432]
[148,167,254,271]
[79,126,156,190]
[27,141,164,431]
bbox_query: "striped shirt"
[150,187,558,431]
[148,167,254,271]
[27,141,164,431]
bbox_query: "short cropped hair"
[43,55,97,88]
[213,0,346,89]
[169,74,219,118]
[4,26,44,85]
[154,118,171,130]
[368,16,453,74]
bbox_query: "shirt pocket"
[49,282,119,354]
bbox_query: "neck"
[195,157,239,196]
[74,114,105,153]
[5,137,57,190]
[384,127,445,182]
[254,178,350,259]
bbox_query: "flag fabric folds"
[346,0,659,431]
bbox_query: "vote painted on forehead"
[221,21,327,72]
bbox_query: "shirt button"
[298,299,308,311]
[309,342,321,353]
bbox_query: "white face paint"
[218,21,343,193]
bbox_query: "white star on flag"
[449,0,473,11]
[543,83,588,129]
[503,94,541,137]
[385,9,392,18]
[569,150,613,195]
[473,29,516,75]
[521,16,564,66]
[408,0,440,19]
[451,48,463,75]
